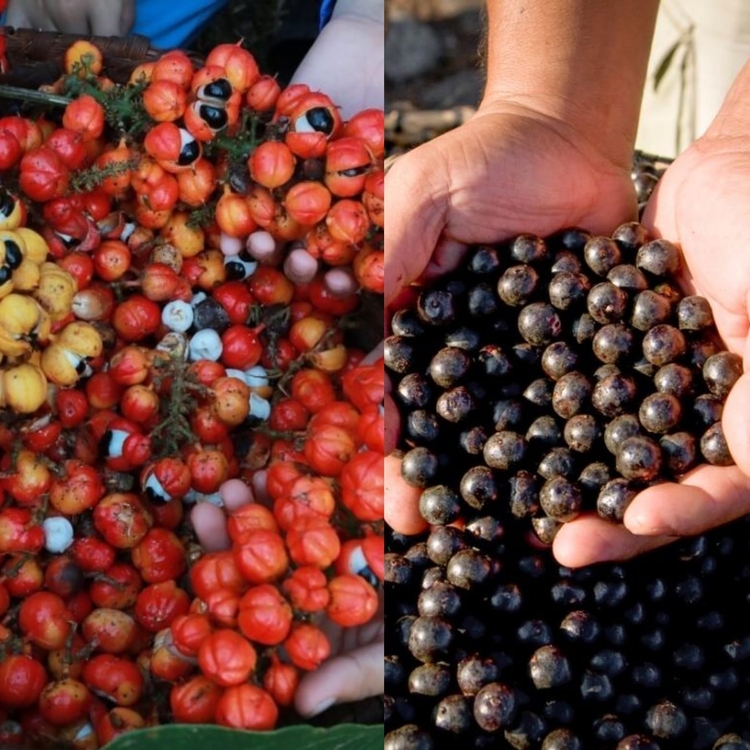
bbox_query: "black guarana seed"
[597,478,638,523]
[426,526,466,566]
[408,616,454,662]
[446,548,493,589]
[578,462,612,497]
[409,663,452,696]
[592,324,635,364]
[465,516,505,546]
[548,272,591,311]
[484,431,527,471]
[417,288,458,326]
[538,448,578,480]
[579,670,613,702]
[604,414,643,455]
[401,447,440,487]
[518,302,563,346]
[493,398,525,431]
[571,312,597,345]
[642,324,686,366]
[554,226,592,253]
[477,344,513,378]
[390,308,427,337]
[460,466,499,510]
[587,281,629,324]
[638,392,682,434]
[563,414,601,453]
[419,485,461,525]
[612,221,651,254]
[560,610,600,644]
[467,282,499,317]
[584,236,622,276]
[457,655,501,696]
[539,477,582,521]
[511,233,548,265]
[418,582,463,619]
[473,682,518,732]
[660,432,697,475]
[615,735,661,750]
[384,725,435,750]
[552,372,592,419]
[701,422,734,466]
[593,716,626,744]
[498,264,540,307]
[594,363,621,380]
[607,264,648,293]
[517,619,553,645]
[526,415,563,449]
[551,249,583,274]
[509,470,540,518]
[532,516,562,543]
[688,334,721,369]
[397,373,433,408]
[541,341,579,380]
[385,335,420,374]
[524,377,554,409]
[505,711,547,747]
[636,238,681,277]
[703,351,743,398]
[429,346,472,388]
[436,386,476,422]
[677,294,714,330]
[645,701,688,739]
[433,694,473,735]
[590,649,627,677]
[444,325,482,351]
[653,363,694,397]
[592,373,638,418]
[406,410,441,443]
[616,436,663,481]
[529,645,572,689]
[459,426,488,454]
[468,244,502,275]
[541,728,582,750]
[630,289,673,331]
[692,393,724,429]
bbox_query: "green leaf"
[653,38,682,92]
[106,723,383,750]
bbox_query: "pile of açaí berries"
[384,224,750,749]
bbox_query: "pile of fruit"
[385,224,750,748]
[0,35,384,748]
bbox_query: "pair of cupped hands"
[385,91,750,569]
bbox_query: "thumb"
[294,641,383,717]
[384,151,446,306]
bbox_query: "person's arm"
[482,1,659,172]
[5,0,135,36]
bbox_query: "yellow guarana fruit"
[11,259,41,291]
[14,228,50,265]
[33,262,78,320]
[0,328,32,358]
[0,363,48,413]
[0,294,51,341]
[0,189,23,231]
[56,321,103,358]
[40,344,82,387]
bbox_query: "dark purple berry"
[538,447,578,480]
[607,264,648,292]
[459,466,499,510]
[484,431,527,471]
[473,682,518,731]
[653,363,694,397]
[541,728,582,750]
[592,324,635,364]
[539,477,582,521]
[701,422,734,466]
[397,372,434,408]
[518,302,563,346]
[526,415,563,449]
[390,307,426,337]
[532,516,562,544]
[524,377,554,408]
[385,335,420,374]
[417,288,458,326]
[436,386,476,422]
[612,221,651,255]
[401,447,440,487]
[584,236,622,276]
[408,616,454,662]
[552,372,592,419]
[677,295,714,330]
[542,341,579,380]
[630,289,673,331]
[645,701,688,739]
[587,281,629,324]
[592,373,638,417]
[635,238,680,277]
[468,244,502,275]
[511,234,548,265]
[433,694,473,735]
[419,485,461,525]
[638,392,682,434]
[477,344,513,378]
[384,725,435,750]
[692,393,724,429]
[498,264,540,307]
[660,432,697,475]
[642,324,686,366]
[597,478,638,523]
[548,272,591,311]
[406,410,441,443]
[409,663,452,696]
[529,645,572,689]
[457,655,501,696]
[703,351,743,398]
[509,470,540,518]
[616,436,663,481]
[564,414,601,453]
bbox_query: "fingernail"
[309,697,336,716]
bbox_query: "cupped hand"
[191,479,383,717]
[385,102,638,536]
[555,116,750,567]
[6,0,135,37]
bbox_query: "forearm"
[483,1,659,167]
[332,0,383,25]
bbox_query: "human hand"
[554,76,750,567]
[191,479,383,717]
[290,0,383,120]
[385,101,638,536]
[5,0,135,36]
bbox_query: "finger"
[421,236,469,285]
[294,641,383,717]
[120,0,136,34]
[623,463,750,537]
[384,152,446,307]
[190,502,231,552]
[384,453,427,535]
[722,368,750,477]
[384,392,400,455]
[219,477,255,513]
[553,513,677,568]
